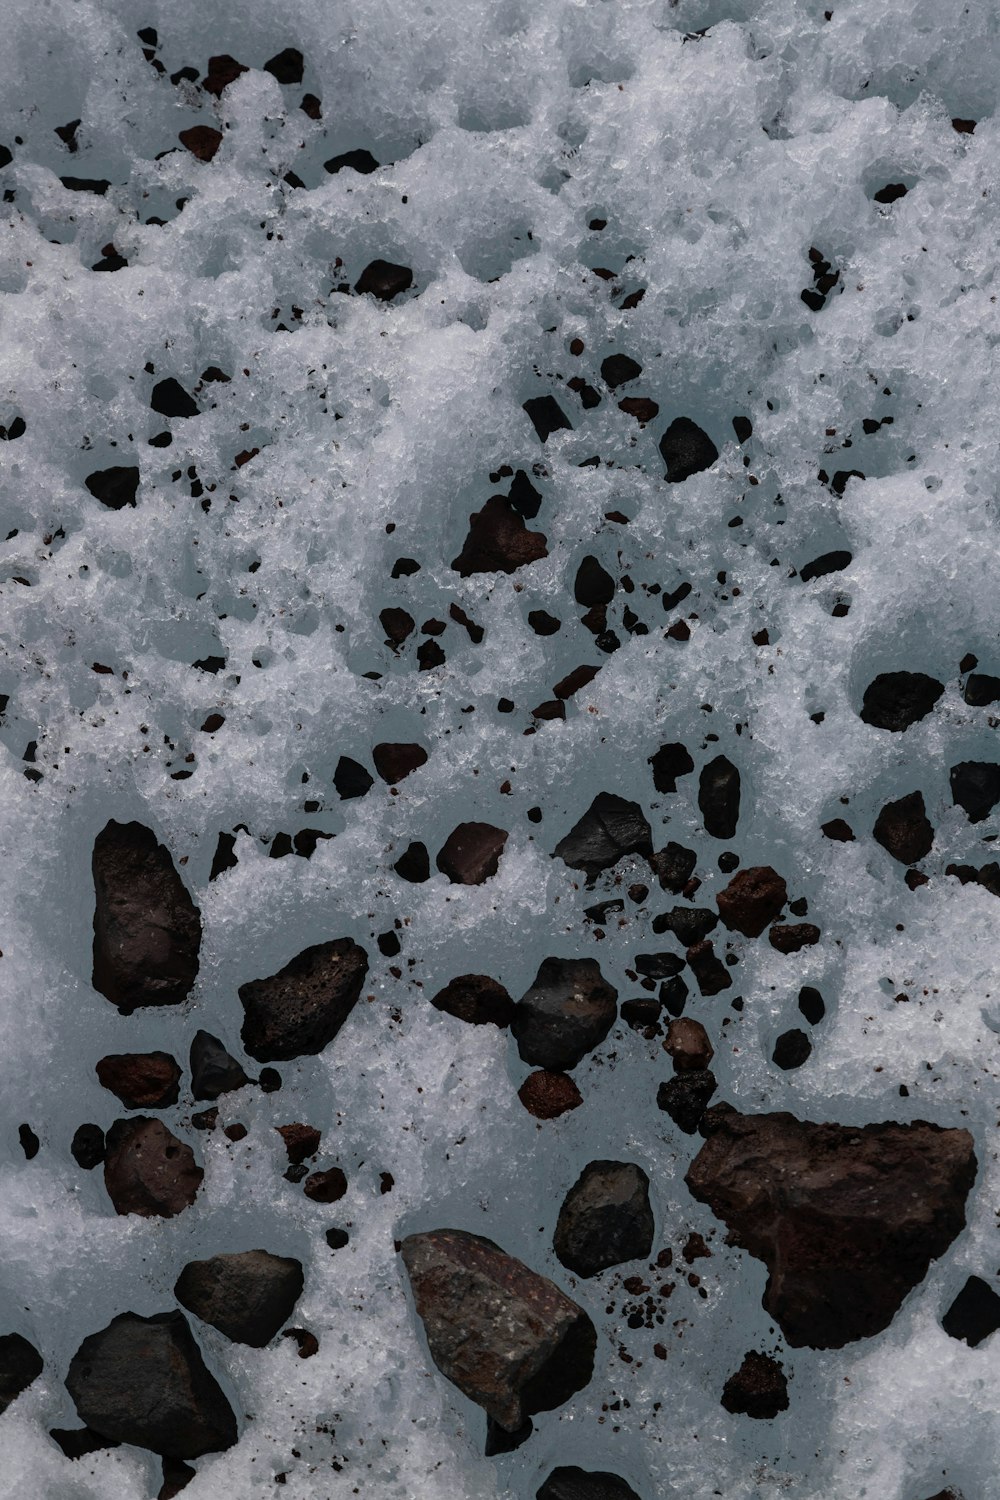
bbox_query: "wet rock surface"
[553,793,653,878]
[436,822,508,884]
[512,958,618,1070]
[239,938,369,1061]
[189,1030,251,1100]
[174,1250,304,1346]
[553,1161,654,1277]
[716,865,787,937]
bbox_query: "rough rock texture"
[769,922,821,953]
[174,1250,304,1346]
[372,741,428,783]
[0,1333,43,1415]
[65,1311,237,1458]
[553,1161,654,1277]
[276,1123,321,1165]
[537,1467,642,1500]
[664,1018,714,1072]
[873,790,934,865]
[518,1070,583,1119]
[659,416,718,482]
[720,1351,789,1418]
[92,820,201,1012]
[686,1105,977,1347]
[436,822,508,884]
[399,1228,596,1432]
[303,1167,348,1203]
[239,938,369,1061]
[553,792,653,878]
[95,1051,181,1109]
[859,671,944,731]
[189,1030,251,1100]
[103,1117,203,1218]
[512,957,618,1070]
[429,974,513,1026]
[698,756,741,838]
[716,866,787,937]
[451,495,548,575]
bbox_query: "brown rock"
[451,495,548,576]
[873,790,934,864]
[430,974,513,1027]
[95,1051,181,1109]
[721,1351,789,1418]
[664,1018,713,1072]
[518,1071,583,1119]
[174,1250,304,1346]
[400,1228,596,1432]
[686,1105,977,1347]
[303,1167,347,1203]
[372,742,428,783]
[201,54,247,96]
[553,664,600,701]
[92,821,201,1012]
[239,938,369,1061]
[103,1118,202,1218]
[686,941,731,995]
[436,822,508,884]
[275,1123,321,1165]
[716,866,787,937]
[178,126,223,162]
[769,922,821,953]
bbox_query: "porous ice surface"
[1,0,999,1496]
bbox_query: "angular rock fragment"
[574,556,615,607]
[400,1229,596,1431]
[772,1029,811,1069]
[334,755,373,799]
[950,761,1000,823]
[859,671,943,730]
[92,821,201,1012]
[436,822,508,884]
[518,1070,583,1119]
[0,1334,43,1415]
[85,465,140,509]
[769,922,820,953]
[394,840,430,882]
[523,395,572,442]
[96,1051,181,1109]
[664,1018,713,1071]
[239,938,368,1061]
[873,790,934,864]
[660,417,718,482]
[553,1161,654,1277]
[174,1250,304,1346]
[716,866,787,937]
[50,1426,120,1459]
[512,958,617,1070]
[452,496,548,575]
[600,353,642,389]
[303,1167,347,1203]
[103,1118,203,1218]
[798,986,825,1024]
[372,742,428,783]
[71,1123,106,1169]
[821,817,854,841]
[657,1070,717,1133]
[653,906,716,945]
[648,742,694,793]
[698,756,740,839]
[554,792,653,879]
[430,974,513,1026]
[355,260,412,300]
[537,1467,642,1500]
[326,148,379,174]
[964,671,1000,706]
[634,951,683,980]
[264,47,304,84]
[65,1311,237,1457]
[651,842,697,893]
[686,941,731,995]
[721,1351,789,1418]
[686,1105,977,1347]
[276,1123,321,1165]
[189,1031,250,1101]
[201,54,247,96]
[799,550,852,583]
[380,606,414,645]
[941,1275,1000,1347]
[159,1456,196,1499]
[151,378,198,418]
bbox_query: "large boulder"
[400,1229,595,1432]
[686,1105,977,1347]
[553,1161,654,1277]
[174,1250,304,1346]
[239,938,369,1061]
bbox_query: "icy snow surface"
[1,0,1000,1496]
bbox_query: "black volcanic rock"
[648,742,694,793]
[355,260,412,300]
[436,822,508,884]
[698,756,740,839]
[859,671,943,731]
[553,1161,654,1277]
[656,1070,717,1133]
[512,957,617,1070]
[430,974,513,1026]
[239,938,369,1061]
[174,1250,304,1347]
[941,1275,1000,1347]
[85,465,140,509]
[716,866,787,937]
[950,761,1000,823]
[189,1031,251,1101]
[873,790,934,864]
[452,495,548,575]
[721,1351,789,1418]
[660,417,718,482]
[553,792,653,879]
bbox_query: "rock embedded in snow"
[400,1228,596,1432]
[65,1311,237,1458]
[720,1351,789,1419]
[664,1018,713,1072]
[940,1275,1000,1347]
[698,757,741,839]
[174,1250,304,1347]
[949,761,1000,823]
[436,822,508,884]
[429,973,513,1026]
[873,791,934,865]
[512,957,617,1070]
[71,1123,106,1169]
[537,1467,642,1500]
[451,495,548,575]
[518,1070,583,1119]
[553,792,653,878]
[553,1161,654,1277]
[686,1106,977,1347]
[656,1070,717,1134]
[239,938,369,1061]
[96,1051,181,1109]
[659,417,719,482]
[103,1117,203,1218]
[716,866,787,937]
[859,672,944,731]
[275,1123,321,1165]
[354,260,413,300]
[303,1166,348,1203]
[0,1334,43,1415]
[189,1030,251,1100]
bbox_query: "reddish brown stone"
[436,822,508,884]
[553,664,600,700]
[518,1071,583,1119]
[103,1118,203,1218]
[276,1123,321,1165]
[716,866,787,937]
[372,742,428,783]
[769,922,821,953]
[451,496,548,576]
[664,1018,713,1072]
[429,974,513,1027]
[179,126,223,162]
[303,1167,347,1203]
[96,1052,181,1109]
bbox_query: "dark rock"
[202,54,247,95]
[334,755,373,798]
[633,952,683,979]
[941,1275,1000,1347]
[264,47,304,84]
[325,148,379,174]
[686,1106,977,1347]
[0,146,11,169]
[620,998,662,1032]
[553,1160,654,1278]
[151,378,198,418]
[325,1227,349,1250]
[380,606,415,644]
[85,465,140,509]
[417,638,446,670]
[51,1426,120,1459]
[799,550,852,583]
[60,175,111,194]
[192,1109,218,1132]
[372,742,428,783]
[619,396,659,424]
[283,1327,319,1358]
[394,841,430,882]
[0,1334,43,1414]
[452,495,548,575]
[355,260,412,300]
[529,610,561,636]
[946,860,1000,898]
[209,832,238,880]
[485,1413,533,1454]
[664,1018,713,1072]
[859,671,943,731]
[821,817,855,841]
[174,1250,304,1346]
[769,923,821,953]
[276,1123,321,1165]
[772,1029,812,1069]
[964,672,1000,706]
[430,974,513,1026]
[159,1456,197,1499]
[437,822,508,884]
[873,790,934,864]
[512,957,617,1070]
[600,354,642,389]
[18,1123,38,1159]
[400,1228,596,1431]
[660,975,688,1016]
[574,556,615,607]
[537,1466,641,1500]
[660,417,718,482]
[508,468,542,518]
[92,821,201,1012]
[699,756,741,839]
[96,1051,181,1108]
[239,938,369,1061]
[873,182,908,203]
[686,941,731,995]
[189,1031,251,1100]
[553,664,600,701]
[523,396,572,442]
[652,906,716,945]
[651,842,697,893]
[65,1310,237,1457]
[720,1351,789,1418]
[71,1124,106,1170]
[103,1117,203,1218]
[303,1167,348,1203]
[732,415,753,443]
[648,742,694,793]
[950,761,1000,823]
[798,986,825,1024]
[716,866,787,937]
[518,1071,583,1119]
[554,792,652,879]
